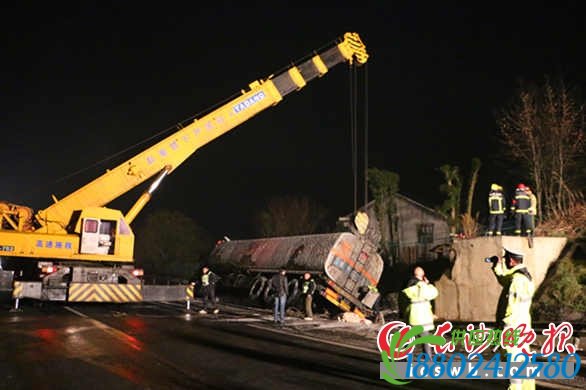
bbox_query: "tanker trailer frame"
[208,232,383,319]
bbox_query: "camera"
[484,255,499,263]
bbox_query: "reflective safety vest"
[488,190,506,214]
[402,279,438,331]
[492,262,534,329]
[201,273,209,286]
[511,188,531,213]
[302,279,316,295]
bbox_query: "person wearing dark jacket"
[271,269,288,324]
[198,266,220,314]
[301,272,317,320]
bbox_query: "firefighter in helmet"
[510,183,533,236]
[487,183,506,236]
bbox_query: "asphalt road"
[0,300,573,389]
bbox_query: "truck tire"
[263,279,300,306]
[224,273,237,288]
[287,278,300,304]
[234,274,248,289]
[248,276,266,300]
[263,282,275,305]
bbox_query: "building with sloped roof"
[340,194,450,266]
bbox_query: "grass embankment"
[532,239,586,323]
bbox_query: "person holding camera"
[487,248,535,390]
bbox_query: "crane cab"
[73,207,134,261]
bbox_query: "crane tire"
[248,276,266,300]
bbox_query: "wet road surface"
[0,300,570,389]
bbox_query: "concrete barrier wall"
[434,236,567,322]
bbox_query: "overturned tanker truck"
[208,232,383,319]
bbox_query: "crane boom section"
[35,33,368,231]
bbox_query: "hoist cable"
[364,63,369,206]
[349,63,358,213]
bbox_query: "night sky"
[2,3,585,238]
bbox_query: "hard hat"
[503,247,524,262]
[517,183,526,190]
[491,183,500,191]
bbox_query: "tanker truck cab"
[73,207,134,261]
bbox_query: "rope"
[54,37,342,186]
[54,90,242,184]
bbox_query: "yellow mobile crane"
[0,32,368,303]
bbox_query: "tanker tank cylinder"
[211,233,345,272]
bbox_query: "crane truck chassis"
[0,32,369,305]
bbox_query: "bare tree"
[438,164,462,234]
[461,158,482,237]
[253,195,329,237]
[497,77,585,221]
[465,158,482,217]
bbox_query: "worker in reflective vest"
[487,183,506,236]
[510,183,533,236]
[199,266,220,315]
[402,266,438,357]
[301,272,316,320]
[490,248,535,390]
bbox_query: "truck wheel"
[234,274,248,289]
[224,273,237,288]
[263,283,275,305]
[287,278,300,305]
[248,276,266,300]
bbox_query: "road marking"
[218,318,264,322]
[64,304,584,388]
[247,323,379,356]
[147,301,381,354]
[63,305,205,385]
[65,306,144,350]
[64,306,89,318]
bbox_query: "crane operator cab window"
[80,218,116,255]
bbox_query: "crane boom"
[35,32,368,232]
[0,32,368,305]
